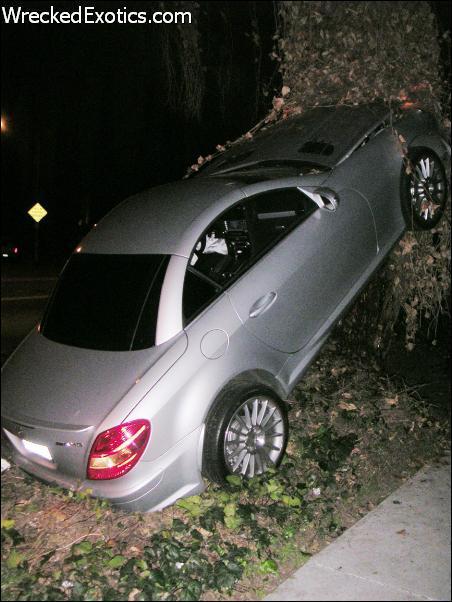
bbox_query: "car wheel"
[400,148,447,230]
[202,384,288,484]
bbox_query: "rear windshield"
[42,254,169,351]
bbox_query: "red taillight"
[87,419,150,480]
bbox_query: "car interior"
[190,204,252,286]
[190,189,317,288]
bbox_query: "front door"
[227,185,377,353]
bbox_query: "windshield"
[41,254,169,351]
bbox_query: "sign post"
[27,203,48,264]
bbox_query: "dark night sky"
[1,1,449,260]
[1,1,278,258]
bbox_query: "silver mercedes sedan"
[2,103,449,511]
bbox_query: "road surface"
[1,263,58,364]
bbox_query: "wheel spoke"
[263,418,282,432]
[420,158,428,179]
[232,448,248,472]
[251,399,259,426]
[243,404,252,428]
[229,444,247,460]
[264,444,282,452]
[256,400,268,426]
[235,414,249,431]
[255,450,263,474]
[248,454,255,478]
[228,427,246,437]
[241,452,251,476]
[261,406,276,428]
[259,448,271,469]
[263,428,284,438]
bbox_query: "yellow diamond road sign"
[28,203,47,223]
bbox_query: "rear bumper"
[3,425,205,512]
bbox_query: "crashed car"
[1,103,449,511]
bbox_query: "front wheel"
[400,148,447,230]
[202,384,288,484]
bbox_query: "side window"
[183,188,317,323]
[188,203,252,288]
[183,271,220,324]
[250,188,317,256]
[183,202,251,323]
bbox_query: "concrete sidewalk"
[265,454,451,601]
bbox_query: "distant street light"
[1,115,8,133]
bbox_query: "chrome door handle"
[249,292,277,318]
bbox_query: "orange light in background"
[1,115,7,133]
[75,246,82,253]
[401,101,419,110]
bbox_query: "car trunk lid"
[1,329,186,429]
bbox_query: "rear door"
[227,185,377,352]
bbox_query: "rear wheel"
[400,148,447,230]
[202,384,288,484]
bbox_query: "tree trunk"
[276,0,450,356]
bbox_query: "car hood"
[1,329,187,430]
[202,103,390,174]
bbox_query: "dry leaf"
[53,511,67,522]
[399,237,417,255]
[272,97,284,111]
[281,85,291,97]
[338,401,357,411]
[385,395,399,406]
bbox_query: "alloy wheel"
[223,395,286,477]
[409,154,446,224]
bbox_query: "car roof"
[80,177,247,257]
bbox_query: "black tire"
[202,382,289,484]
[400,148,447,231]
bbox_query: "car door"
[325,126,405,251]
[227,185,377,353]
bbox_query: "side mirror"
[297,186,339,211]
